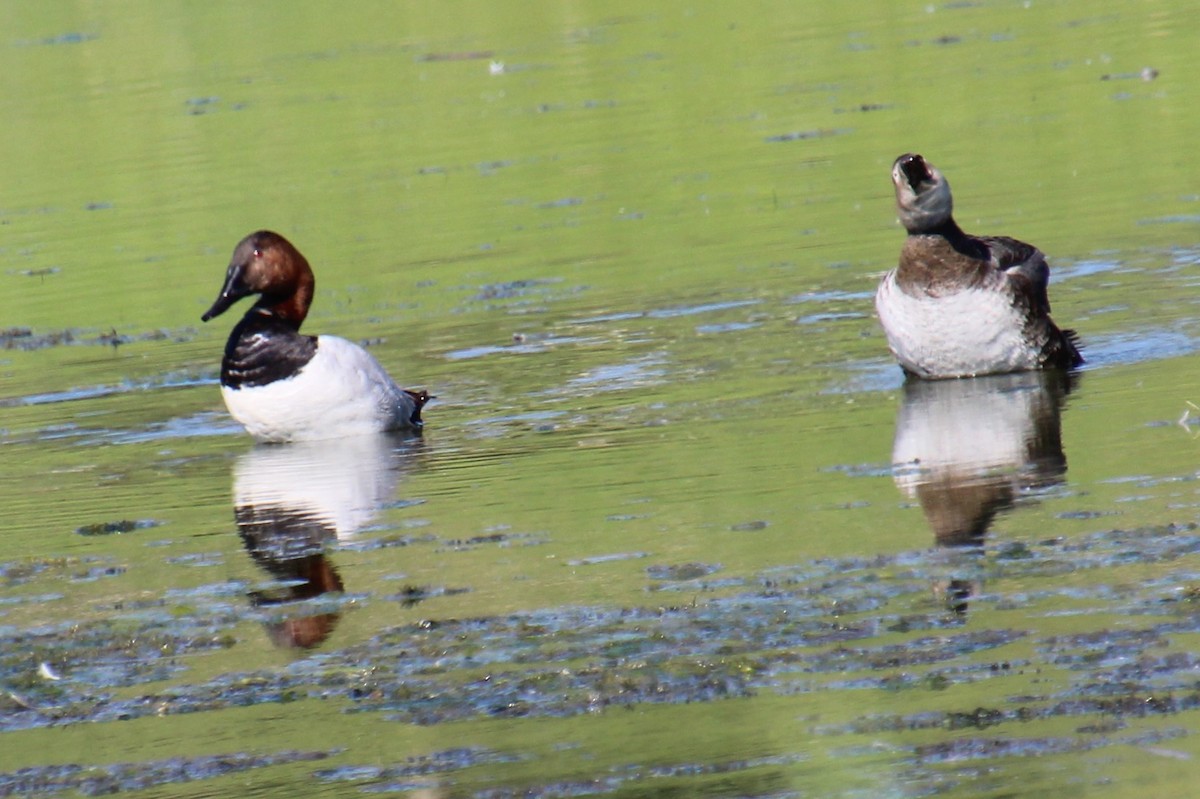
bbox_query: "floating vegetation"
[386,584,472,606]
[646,562,722,581]
[0,326,182,352]
[0,751,331,796]
[74,519,162,537]
[764,128,847,143]
[0,521,1184,740]
[0,328,70,350]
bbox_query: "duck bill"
[201,265,250,322]
[898,154,931,189]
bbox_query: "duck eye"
[253,248,263,258]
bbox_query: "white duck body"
[220,333,418,443]
[876,267,1045,379]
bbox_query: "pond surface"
[4,2,1200,797]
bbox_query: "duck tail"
[404,389,433,427]
[1057,328,1084,369]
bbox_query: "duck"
[201,230,429,443]
[875,153,1082,379]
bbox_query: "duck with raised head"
[875,153,1082,379]
[201,230,429,443]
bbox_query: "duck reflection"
[233,433,424,649]
[890,370,1075,614]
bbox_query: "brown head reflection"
[891,370,1075,614]
[237,503,346,649]
[231,433,425,649]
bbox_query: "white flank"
[221,335,413,443]
[875,275,1040,378]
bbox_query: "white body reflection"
[234,433,421,540]
[890,371,1074,612]
[231,433,424,648]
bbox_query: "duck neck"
[254,267,314,331]
[911,217,987,260]
[911,215,962,239]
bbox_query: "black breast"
[221,311,318,389]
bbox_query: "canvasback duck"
[201,230,429,443]
[875,153,1083,379]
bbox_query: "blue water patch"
[568,299,759,326]
[565,356,667,391]
[568,310,645,324]
[795,312,868,325]
[16,32,96,46]
[824,360,905,394]
[568,552,649,566]
[647,299,760,318]
[86,412,242,445]
[4,374,213,408]
[444,336,592,361]
[764,128,850,143]
[1078,328,1199,369]
[1051,259,1121,281]
[695,321,761,334]
[786,290,875,304]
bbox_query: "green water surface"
[4,2,1200,797]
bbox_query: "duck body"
[875,154,1082,379]
[203,231,428,443]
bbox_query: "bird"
[875,153,1082,379]
[201,230,429,443]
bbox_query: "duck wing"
[979,236,1083,367]
[978,235,1052,316]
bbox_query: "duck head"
[201,231,315,328]
[892,153,953,233]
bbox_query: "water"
[4,2,1200,797]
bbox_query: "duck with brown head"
[202,230,430,443]
[875,154,1083,379]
